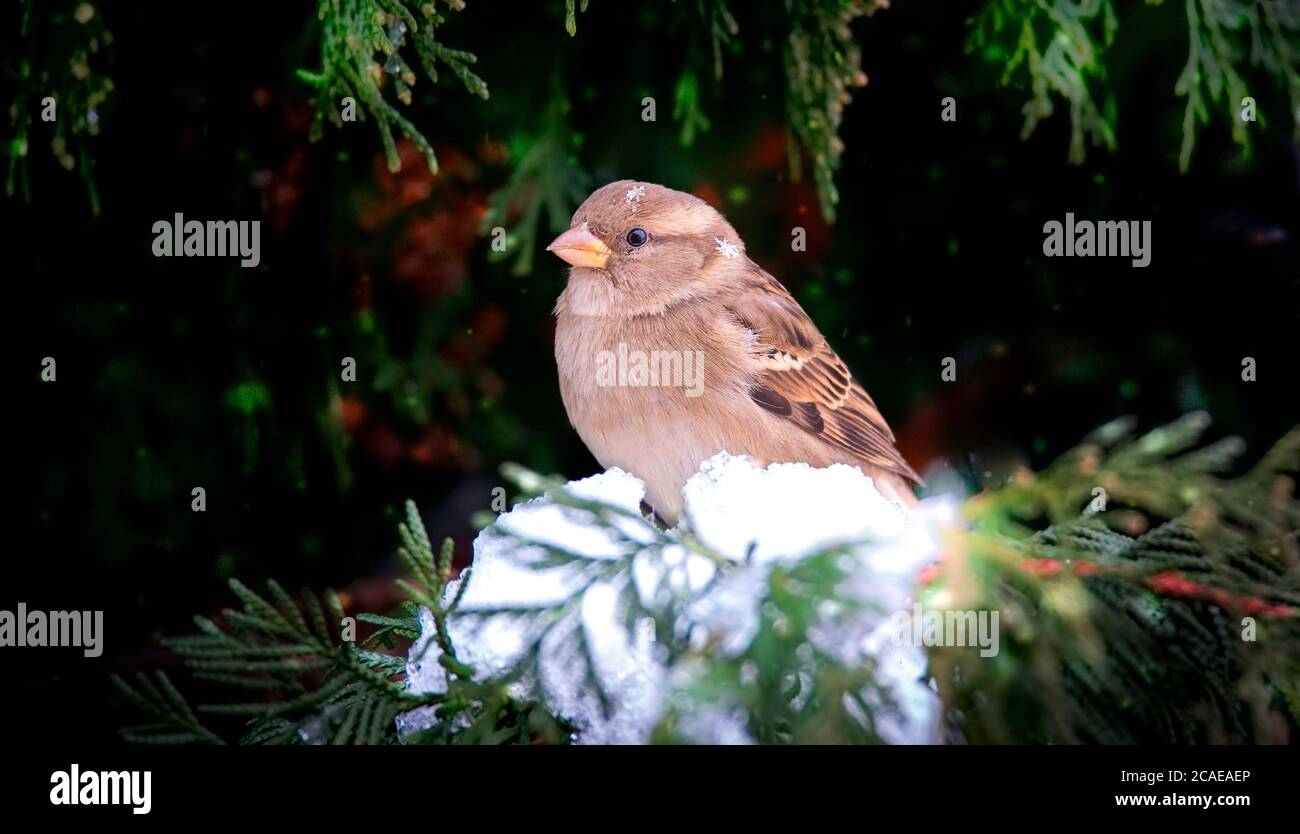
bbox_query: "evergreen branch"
[112,672,224,746]
[781,0,882,222]
[119,414,1297,745]
[970,0,1117,165]
[300,0,488,174]
[673,70,713,147]
[971,0,1299,169]
[931,415,1299,744]
[357,610,423,646]
[5,0,114,216]
[1172,0,1300,169]
[114,576,424,744]
[565,0,591,37]
[480,90,591,275]
[667,0,739,147]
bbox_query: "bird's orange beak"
[547,222,612,269]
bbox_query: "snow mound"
[400,453,955,744]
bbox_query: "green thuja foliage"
[1173,0,1300,170]
[297,0,489,175]
[5,0,114,215]
[114,579,414,745]
[12,2,1296,221]
[781,0,882,221]
[114,501,570,745]
[970,0,1119,164]
[564,0,591,37]
[479,92,591,276]
[119,415,1298,745]
[669,0,739,147]
[971,0,1300,169]
[933,414,1299,743]
[655,418,1297,745]
[562,0,882,222]
[113,671,224,746]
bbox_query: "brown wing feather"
[722,261,922,486]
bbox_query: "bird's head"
[547,180,745,314]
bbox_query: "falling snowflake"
[625,185,646,207]
[715,237,740,259]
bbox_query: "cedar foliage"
[116,415,1299,744]
[11,1,1297,219]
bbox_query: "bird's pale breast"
[555,304,864,520]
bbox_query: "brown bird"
[547,180,921,522]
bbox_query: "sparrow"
[547,180,921,522]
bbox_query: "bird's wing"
[718,260,922,485]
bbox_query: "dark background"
[4,1,1297,746]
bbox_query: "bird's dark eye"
[625,227,649,247]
